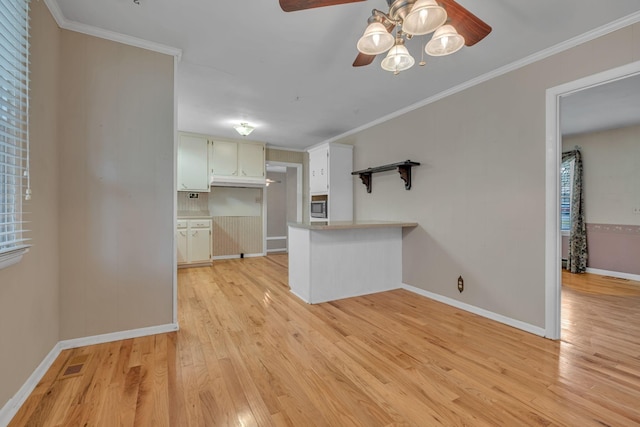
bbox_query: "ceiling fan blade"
[353,52,376,67]
[279,0,365,12]
[441,0,492,46]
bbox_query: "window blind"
[0,0,31,262]
[560,158,574,232]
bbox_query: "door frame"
[263,161,303,254]
[544,59,640,339]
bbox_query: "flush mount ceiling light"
[279,0,492,74]
[234,122,255,136]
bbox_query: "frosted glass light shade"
[425,24,465,56]
[234,122,254,136]
[381,43,415,73]
[402,0,447,36]
[357,22,394,55]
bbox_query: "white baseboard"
[0,343,62,427]
[212,253,264,260]
[401,283,546,337]
[585,268,640,283]
[0,323,178,426]
[58,323,179,350]
[266,248,287,253]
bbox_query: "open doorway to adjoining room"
[264,162,303,254]
[545,60,640,339]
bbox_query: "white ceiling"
[51,0,640,150]
[560,73,640,137]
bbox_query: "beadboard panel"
[266,148,304,164]
[212,216,263,256]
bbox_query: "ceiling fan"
[279,0,491,74]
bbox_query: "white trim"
[401,283,546,337]
[266,248,287,253]
[319,11,640,147]
[0,343,62,426]
[585,268,640,283]
[266,236,287,241]
[173,55,179,325]
[212,253,264,261]
[0,323,178,426]
[58,323,178,350]
[545,60,640,340]
[42,0,182,59]
[263,186,268,256]
[0,246,30,270]
[42,0,65,27]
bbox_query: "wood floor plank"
[8,258,640,426]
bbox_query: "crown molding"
[322,10,640,146]
[41,0,182,60]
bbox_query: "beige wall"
[337,23,640,328]
[57,31,175,339]
[562,125,640,274]
[0,0,61,409]
[564,124,640,225]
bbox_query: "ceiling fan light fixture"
[402,0,447,36]
[381,41,415,73]
[357,22,394,55]
[425,24,465,56]
[234,122,255,136]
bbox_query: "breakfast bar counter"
[288,220,417,304]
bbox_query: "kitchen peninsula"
[288,220,417,304]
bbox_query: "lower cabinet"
[177,219,212,266]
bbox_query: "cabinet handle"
[321,168,324,175]
[233,169,238,176]
[181,183,187,189]
[179,231,186,236]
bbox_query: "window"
[0,0,31,269]
[560,158,575,234]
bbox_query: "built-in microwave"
[310,200,327,219]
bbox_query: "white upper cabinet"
[238,141,266,178]
[178,133,210,192]
[210,140,265,184]
[309,145,329,194]
[307,142,353,221]
[210,140,239,177]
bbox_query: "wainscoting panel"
[586,223,640,275]
[212,216,263,256]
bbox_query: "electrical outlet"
[458,276,464,293]
[633,207,640,215]
[189,193,199,199]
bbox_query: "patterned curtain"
[562,150,587,273]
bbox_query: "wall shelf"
[352,160,420,193]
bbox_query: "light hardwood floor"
[8,256,640,426]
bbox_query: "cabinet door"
[238,142,265,178]
[189,228,211,263]
[177,134,209,191]
[177,229,188,264]
[309,147,328,194]
[210,140,239,177]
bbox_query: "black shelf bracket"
[351,160,420,193]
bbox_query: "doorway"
[545,60,640,339]
[264,161,303,254]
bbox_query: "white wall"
[337,22,640,329]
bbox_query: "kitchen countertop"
[288,220,418,230]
